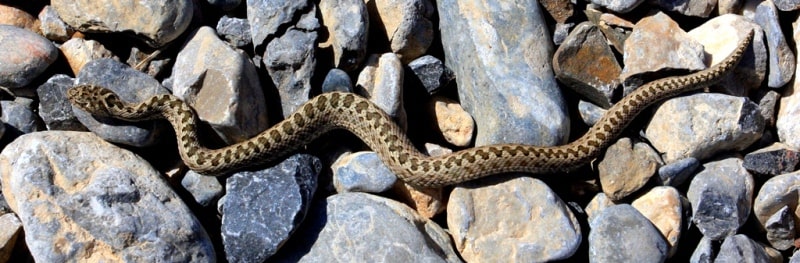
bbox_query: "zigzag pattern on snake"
[66,31,754,188]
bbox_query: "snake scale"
[66,31,753,187]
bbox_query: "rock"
[690,236,714,263]
[38,5,74,42]
[51,0,193,47]
[365,0,433,63]
[272,192,461,262]
[59,38,118,75]
[631,186,683,257]
[645,93,764,163]
[331,151,397,193]
[620,12,706,95]
[126,46,172,78]
[777,14,800,149]
[408,55,455,94]
[754,171,800,245]
[0,131,215,262]
[687,158,754,240]
[588,204,669,263]
[429,96,474,147]
[539,0,574,23]
[773,0,800,11]
[598,138,663,201]
[0,4,38,32]
[36,74,87,131]
[356,53,408,129]
[171,26,269,144]
[743,143,799,176]
[393,143,450,219]
[74,58,170,147]
[0,213,22,263]
[447,176,581,262]
[763,205,795,250]
[246,0,309,50]
[262,8,319,118]
[590,0,645,13]
[221,154,320,262]
[654,0,715,17]
[0,25,58,88]
[319,0,368,71]
[553,22,620,108]
[321,68,353,93]
[437,0,568,147]
[657,157,700,187]
[715,234,773,262]
[585,192,615,223]
[180,171,224,207]
[207,0,240,10]
[578,100,606,126]
[216,15,251,48]
[757,90,780,126]
[754,1,795,88]
[1,98,44,136]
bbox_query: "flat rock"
[36,74,87,131]
[52,0,193,47]
[356,53,408,129]
[272,192,461,262]
[588,204,668,263]
[319,0,368,71]
[743,143,799,176]
[447,176,581,262]
[598,138,662,201]
[74,58,170,147]
[755,1,795,88]
[0,25,58,88]
[0,131,215,262]
[429,96,474,147]
[171,26,269,144]
[331,151,397,193]
[365,0,433,63]
[222,154,320,262]
[646,93,764,163]
[687,158,754,240]
[631,186,683,257]
[59,38,118,75]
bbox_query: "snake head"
[66,84,120,117]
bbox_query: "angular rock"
[38,5,74,42]
[437,0,568,147]
[757,90,780,126]
[553,22,620,108]
[588,204,668,263]
[777,15,800,149]
[74,58,170,147]
[356,53,408,129]
[321,68,353,93]
[755,1,795,88]
[687,158,754,240]
[52,0,193,47]
[222,154,320,262]
[598,138,662,201]
[773,0,800,11]
[319,0,368,71]
[646,93,764,163]
[448,176,581,262]
[1,98,44,136]
[657,157,700,187]
[216,15,251,48]
[273,193,461,262]
[631,186,683,257]
[715,234,773,262]
[408,55,455,94]
[0,25,58,88]
[0,131,215,262]
[331,151,397,193]
[754,171,800,243]
[365,0,433,63]
[430,96,474,147]
[539,0,574,23]
[585,192,615,224]
[590,0,645,13]
[246,0,310,50]
[655,0,715,17]
[743,143,799,176]
[172,26,268,144]
[126,46,173,78]
[181,171,224,207]
[764,205,795,250]
[36,74,87,131]
[59,38,118,75]
[690,236,714,263]
[0,213,22,263]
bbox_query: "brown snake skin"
[66,31,753,187]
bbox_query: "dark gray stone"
[658,157,700,187]
[654,0,714,17]
[216,15,251,48]
[222,154,320,263]
[207,0,240,10]
[408,55,454,94]
[36,74,87,131]
[743,143,799,176]
[690,236,713,263]
[74,58,170,147]
[0,25,58,88]
[687,158,754,240]
[715,234,772,263]
[757,90,780,127]
[181,171,224,207]
[755,0,796,88]
[764,205,795,250]
[1,98,43,136]
[332,152,397,193]
[321,68,353,93]
[588,204,668,262]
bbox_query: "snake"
[66,31,753,188]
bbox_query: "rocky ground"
[0,0,798,262]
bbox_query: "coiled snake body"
[67,32,753,187]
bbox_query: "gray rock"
[715,234,772,263]
[553,22,620,108]
[36,74,87,131]
[655,0,715,17]
[792,250,800,263]
[590,0,645,13]
[754,171,800,244]
[74,58,170,147]
[630,186,683,257]
[58,38,118,75]
[222,154,320,262]
[646,93,764,163]
[126,46,173,78]
[181,171,224,207]
[448,176,581,262]
[356,53,408,129]
[757,90,780,126]
[246,0,310,50]
[658,157,700,187]
[263,8,319,118]
[0,25,58,88]
[578,100,607,126]
[777,15,800,149]
[38,5,74,42]
[687,158,754,240]
[0,213,22,262]
[273,192,461,262]
[366,0,433,63]
[52,0,193,47]
[755,1,796,88]
[408,55,454,94]
[690,236,713,263]
[172,26,269,144]
[319,0,368,71]
[216,15,251,48]
[321,68,353,93]
[437,0,568,147]
[743,143,799,176]
[773,0,800,11]
[598,138,663,201]
[332,151,397,193]
[588,204,668,263]
[0,131,215,262]
[764,205,795,250]
[207,0,240,10]
[1,98,43,137]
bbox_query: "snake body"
[67,32,753,187]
